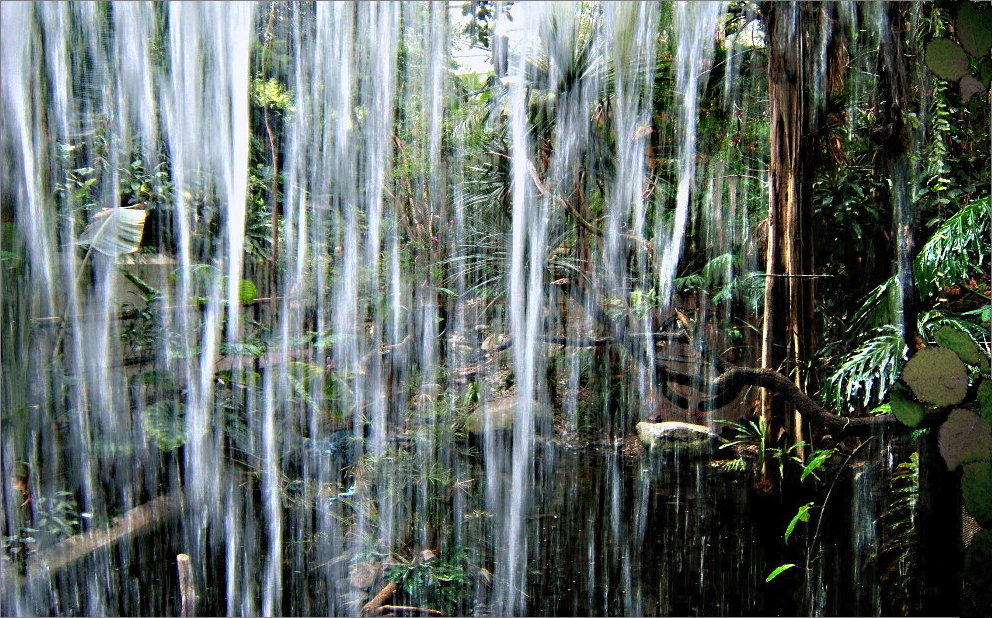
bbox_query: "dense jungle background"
[1,1,990,616]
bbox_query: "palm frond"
[918,309,991,350]
[847,275,899,337]
[915,196,990,299]
[823,324,908,412]
[77,206,148,256]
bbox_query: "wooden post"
[177,553,197,617]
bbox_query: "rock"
[636,421,718,459]
[464,395,552,435]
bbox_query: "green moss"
[901,346,968,407]
[962,461,992,528]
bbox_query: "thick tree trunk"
[761,2,834,472]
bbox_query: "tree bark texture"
[760,2,837,467]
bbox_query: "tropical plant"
[823,196,989,412]
[385,548,472,615]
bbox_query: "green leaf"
[957,3,992,58]
[120,269,159,297]
[962,461,992,528]
[77,207,148,256]
[901,346,969,407]
[141,400,186,451]
[765,563,797,583]
[925,38,970,81]
[978,56,992,88]
[914,197,990,300]
[238,279,257,304]
[801,449,836,482]
[934,324,984,366]
[938,409,992,471]
[964,529,992,590]
[784,502,814,544]
[824,324,908,411]
[959,75,988,103]
[889,387,926,428]
[978,381,992,426]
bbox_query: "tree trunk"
[876,1,919,352]
[760,2,834,472]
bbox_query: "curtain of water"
[0,2,909,616]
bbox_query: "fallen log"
[360,581,398,616]
[695,366,949,434]
[377,605,450,616]
[479,328,944,436]
[23,492,181,583]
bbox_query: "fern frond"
[915,197,990,299]
[823,325,908,412]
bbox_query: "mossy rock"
[636,421,718,459]
[901,346,968,407]
[964,529,992,591]
[962,461,992,528]
[938,409,992,471]
[889,387,925,428]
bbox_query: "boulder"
[464,396,552,435]
[636,421,718,458]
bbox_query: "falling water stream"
[0,2,922,616]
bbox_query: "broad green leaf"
[238,279,257,304]
[120,269,159,297]
[959,75,988,102]
[934,324,984,366]
[978,381,992,426]
[978,56,992,87]
[801,449,836,482]
[964,529,992,590]
[784,502,814,544]
[77,207,148,256]
[901,346,968,407]
[765,563,797,583]
[889,388,925,428]
[938,409,992,471]
[962,461,992,528]
[957,3,992,58]
[925,38,970,81]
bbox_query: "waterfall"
[0,1,930,616]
